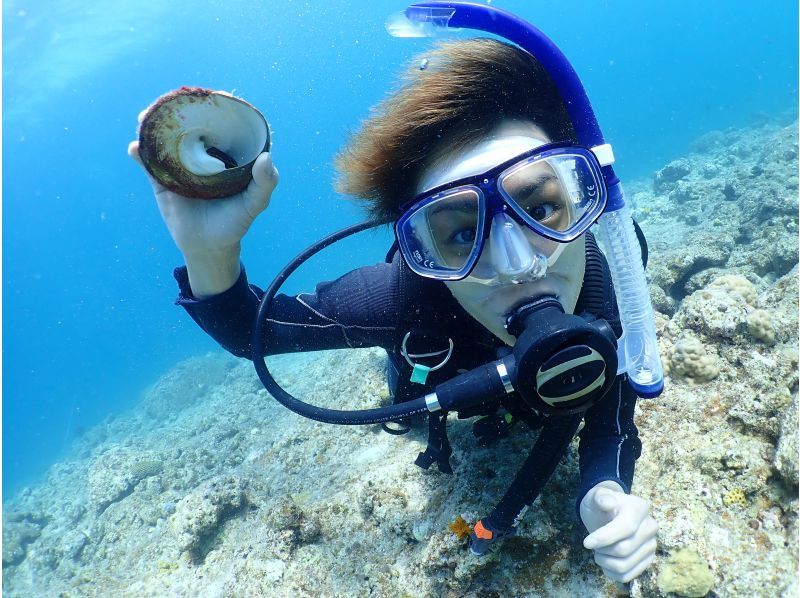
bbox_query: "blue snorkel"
[387,2,664,397]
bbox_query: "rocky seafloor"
[3,119,798,597]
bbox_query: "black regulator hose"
[251,220,432,425]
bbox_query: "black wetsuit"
[174,238,641,531]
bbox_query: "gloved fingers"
[584,517,638,550]
[601,552,656,584]
[593,517,658,558]
[584,495,652,550]
[594,537,657,575]
[242,152,279,219]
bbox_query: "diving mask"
[395,143,607,283]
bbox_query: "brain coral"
[709,274,758,305]
[746,309,776,344]
[668,336,720,384]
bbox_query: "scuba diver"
[129,2,661,584]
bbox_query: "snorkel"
[388,1,664,397]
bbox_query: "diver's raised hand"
[128,141,278,253]
[580,481,658,583]
[128,140,279,297]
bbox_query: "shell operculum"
[137,87,270,200]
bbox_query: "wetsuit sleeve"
[173,262,398,358]
[575,375,642,520]
[485,413,582,532]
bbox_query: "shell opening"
[175,96,269,177]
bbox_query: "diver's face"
[417,120,585,345]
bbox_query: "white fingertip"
[138,108,149,124]
[620,553,656,583]
[642,517,659,540]
[596,491,619,511]
[251,152,279,189]
[128,141,142,163]
[242,153,278,216]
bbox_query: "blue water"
[3,0,797,495]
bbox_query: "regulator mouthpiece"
[507,296,618,415]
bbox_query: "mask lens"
[500,153,602,236]
[398,187,482,276]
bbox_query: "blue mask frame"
[396,143,608,280]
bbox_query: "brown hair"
[335,38,575,223]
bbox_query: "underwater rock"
[758,265,800,345]
[708,275,758,306]
[774,393,799,488]
[657,547,714,597]
[266,496,321,546]
[729,220,800,278]
[675,286,749,341]
[2,513,45,566]
[140,354,237,420]
[728,383,793,441]
[88,448,164,513]
[653,158,692,194]
[647,231,733,313]
[62,529,89,561]
[169,474,244,554]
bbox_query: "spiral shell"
[137,87,270,199]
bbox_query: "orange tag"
[473,520,494,540]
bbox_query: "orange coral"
[448,515,473,541]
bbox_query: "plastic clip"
[401,332,454,385]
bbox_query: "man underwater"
[130,4,659,584]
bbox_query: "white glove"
[579,481,658,583]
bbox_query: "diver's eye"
[451,228,477,244]
[528,202,558,222]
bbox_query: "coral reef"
[88,448,164,513]
[722,488,747,509]
[2,119,797,597]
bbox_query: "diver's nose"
[488,212,547,281]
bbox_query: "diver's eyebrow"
[429,199,476,216]
[510,172,556,191]
[515,172,557,188]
